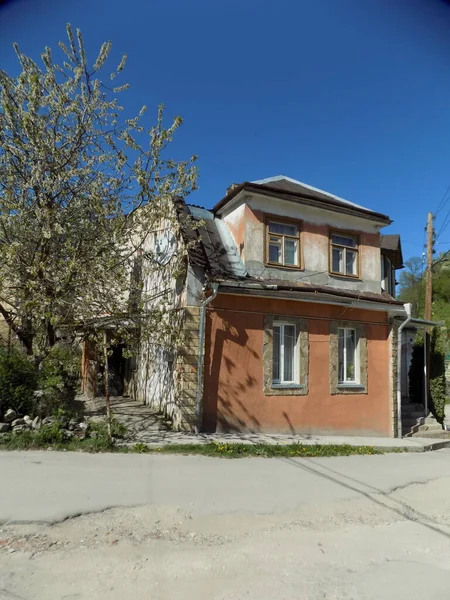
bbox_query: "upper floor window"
[266,219,300,268]
[330,231,359,278]
[381,255,396,297]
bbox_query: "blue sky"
[2,0,450,264]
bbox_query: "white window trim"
[272,320,299,386]
[338,327,361,386]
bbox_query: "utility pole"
[425,211,434,322]
[424,212,434,416]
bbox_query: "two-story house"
[134,175,407,437]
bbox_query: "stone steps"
[402,410,443,438]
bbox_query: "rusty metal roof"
[175,199,247,280]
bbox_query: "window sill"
[329,272,361,281]
[264,383,307,396]
[272,383,303,389]
[335,383,367,394]
[266,263,303,271]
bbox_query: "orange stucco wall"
[203,294,392,436]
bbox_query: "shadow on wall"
[203,315,261,433]
[202,308,391,436]
[134,341,176,423]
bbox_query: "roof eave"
[217,284,406,314]
[213,182,392,225]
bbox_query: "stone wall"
[173,306,201,431]
[388,320,399,438]
[134,305,201,432]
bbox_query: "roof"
[174,198,401,309]
[381,234,404,269]
[252,175,368,210]
[213,175,392,225]
[175,199,247,280]
[218,278,404,307]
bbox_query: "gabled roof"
[252,175,368,210]
[214,175,392,225]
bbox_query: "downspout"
[397,316,412,438]
[195,282,219,434]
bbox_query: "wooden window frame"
[329,229,360,279]
[265,215,302,270]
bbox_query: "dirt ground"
[1,474,450,599]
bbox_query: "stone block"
[4,409,17,423]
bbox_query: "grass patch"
[0,429,115,453]
[0,432,403,457]
[127,442,396,458]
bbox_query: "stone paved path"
[78,395,171,439]
[75,395,450,452]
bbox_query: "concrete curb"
[120,436,450,453]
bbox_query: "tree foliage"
[397,257,424,317]
[0,25,197,360]
[398,253,450,349]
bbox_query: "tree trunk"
[47,320,57,347]
[103,331,112,444]
[0,304,34,355]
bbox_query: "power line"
[435,205,450,241]
[435,183,450,217]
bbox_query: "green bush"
[89,419,128,439]
[36,345,81,417]
[429,330,447,422]
[0,348,38,417]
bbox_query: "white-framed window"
[330,232,359,277]
[272,321,298,384]
[267,219,300,268]
[338,327,360,385]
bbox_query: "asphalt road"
[2,449,450,523]
[1,450,450,599]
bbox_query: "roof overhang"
[214,182,392,226]
[217,283,407,315]
[398,317,444,329]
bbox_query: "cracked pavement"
[1,450,450,599]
